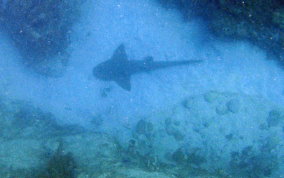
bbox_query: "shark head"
[93,44,132,91]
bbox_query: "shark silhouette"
[93,44,202,91]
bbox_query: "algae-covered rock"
[0,97,85,139]
[172,147,187,165]
[226,99,241,113]
[215,104,229,115]
[203,91,222,103]
[0,139,43,170]
[37,142,76,178]
[165,118,185,141]
[135,119,154,136]
[95,167,174,178]
[267,109,284,127]
[230,144,279,177]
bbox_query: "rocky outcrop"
[159,0,284,66]
[126,91,284,177]
[0,0,81,76]
[0,92,283,177]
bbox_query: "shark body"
[93,44,202,91]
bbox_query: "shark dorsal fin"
[115,75,131,91]
[111,44,128,62]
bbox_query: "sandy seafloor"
[0,0,284,177]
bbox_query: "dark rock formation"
[37,141,77,178]
[158,0,284,66]
[0,0,81,76]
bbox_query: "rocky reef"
[0,0,81,76]
[0,91,283,177]
[37,141,76,178]
[159,0,284,66]
[119,91,284,177]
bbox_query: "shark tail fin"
[172,60,203,66]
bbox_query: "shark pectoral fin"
[115,76,131,91]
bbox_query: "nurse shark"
[93,44,202,91]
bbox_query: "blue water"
[0,0,283,177]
